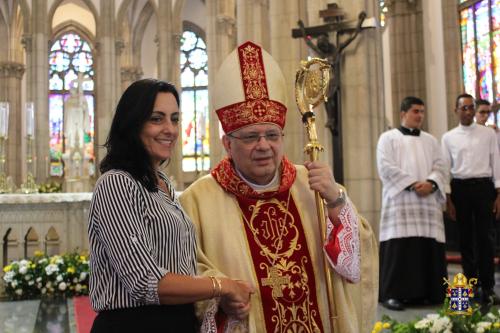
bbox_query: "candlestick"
[20,134,38,194]
[0,102,9,138]
[25,102,34,137]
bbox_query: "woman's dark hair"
[100,79,180,191]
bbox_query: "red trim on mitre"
[210,157,296,199]
[216,41,287,134]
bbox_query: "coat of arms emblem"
[443,273,478,315]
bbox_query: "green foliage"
[373,302,500,333]
[2,251,89,300]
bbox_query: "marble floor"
[1,263,499,333]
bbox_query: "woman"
[88,79,253,332]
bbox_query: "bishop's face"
[223,123,285,185]
[401,104,425,129]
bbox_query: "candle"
[25,102,34,137]
[0,102,9,137]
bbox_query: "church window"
[459,0,499,120]
[180,30,209,172]
[379,0,388,27]
[48,32,94,177]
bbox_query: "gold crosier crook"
[295,58,337,332]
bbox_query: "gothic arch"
[132,2,156,66]
[47,0,99,32]
[173,0,185,33]
[183,21,206,40]
[0,6,8,61]
[16,0,31,34]
[51,20,96,46]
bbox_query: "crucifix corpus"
[291,3,376,184]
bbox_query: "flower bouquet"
[2,250,89,300]
[372,300,500,333]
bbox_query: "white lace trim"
[324,198,361,283]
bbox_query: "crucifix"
[261,266,291,298]
[292,3,375,184]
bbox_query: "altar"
[0,193,92,268]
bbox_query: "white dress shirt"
[441,123,500,193]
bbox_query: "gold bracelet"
[213,276,222,298]
[208,276,217,298]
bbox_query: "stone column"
[95,0,118,166]
[386,0,426,125]
[29,0,49,184]
[157,0,184,188]
[335,0,385,231]
[269,0,308,164]
[0,62,25,186]
[442,0,462,129]
[422,0,448,139]
[236,0,270,48]
[206,0,237,165]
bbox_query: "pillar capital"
[386,0,421,17]
[21,34,33,53]
[217,14,236,36]
[115,38,125,56]
[0,62,25,79]
[120,66,143,83]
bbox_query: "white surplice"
[376,129,446,243]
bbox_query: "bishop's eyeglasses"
[228,131,284,144]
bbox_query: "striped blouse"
[88,169,197,311]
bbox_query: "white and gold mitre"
[214,41,288,134]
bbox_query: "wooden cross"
[261,266,290,298]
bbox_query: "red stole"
[212,158,325,332]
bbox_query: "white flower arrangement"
[2,251,89,300]
[372,301,500,333]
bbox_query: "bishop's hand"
[219,278,255,320]
[304,161,340,204]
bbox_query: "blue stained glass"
[64,70,78,90]
[72,52,93,72]
[195,70,208,86]
[180,29,209,172]
[49,32,95,171]
[49,94,64,160]
[461,8,476,96]
[49,74,63,90]
[50,41,61,51]
[181,31,197,51]
[189,49,208,70]
[49,51,70,72]
[60,33,81,53]
[476,0,493,99]
[82,43,91,52]
[82,77,94,91]
[181,68,195,87]
[197,38,207,50]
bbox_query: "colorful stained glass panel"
[476,0,493,100]
[461,7,477,96]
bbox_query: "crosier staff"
[295,57,336,331]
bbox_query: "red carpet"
[73,296,96,333]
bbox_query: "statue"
[62,73,92,191]
[64,74,90,152]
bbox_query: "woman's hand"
[219,278,255,320]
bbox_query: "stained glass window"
[180,30,209,172]
[48,32,95,177]
[379,0,388,27]
[459,1,500,106]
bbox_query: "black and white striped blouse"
[88,169,196,311]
